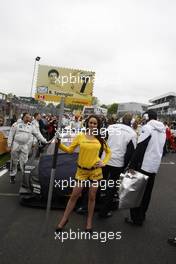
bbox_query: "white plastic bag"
[119,171,148,209]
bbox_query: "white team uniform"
[8,121,47,176]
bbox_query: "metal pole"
[30,59,37,98]
[43,97,65,234]
[30,57,40,98]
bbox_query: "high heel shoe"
[55,219,68,233]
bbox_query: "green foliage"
[56,104,60,109]
[92,97,99,106]
[47,103,55,108]
[38,101,46,107]
[0,153,10,167]
[107,103,118,115]
[100,104,108,109]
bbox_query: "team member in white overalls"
[31,113,43,139]
[28,112,45,155]
[7,113,48,183]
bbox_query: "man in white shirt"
[125,110,166,226]
[99,113,137,217]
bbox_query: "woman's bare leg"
[57,185,84,228]
[86,185,98,229]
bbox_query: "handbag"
[119,171,148,209]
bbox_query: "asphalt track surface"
[0,154,176,264]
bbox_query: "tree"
[92,96,99,106]
[38,101,46,107]
[47,103,55,108]
[100,104,108,109]
[56,103,60,109]
[107,103,118,115]
[6,93,14,100]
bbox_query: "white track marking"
[161,161,175,165]
[0,193,19,197]
[0,169,8,177]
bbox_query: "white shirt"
[106,123,137,167]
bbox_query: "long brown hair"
[85,115,107,156]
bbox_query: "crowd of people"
[2,109,176,246]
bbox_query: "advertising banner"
[35,65,95,105]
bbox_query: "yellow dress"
[59,133,111,181]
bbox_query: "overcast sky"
[0,0,175,105]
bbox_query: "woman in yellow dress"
[55,115,111,232]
